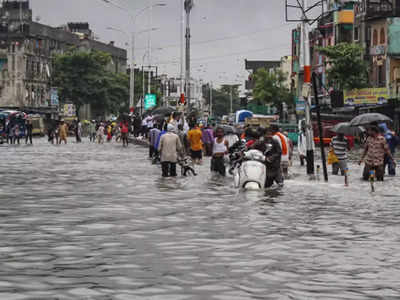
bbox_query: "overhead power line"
[156,42,289,65]
[137,23,293,51]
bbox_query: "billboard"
[50,88,59,106]
[344,88,389,106]
[144,94,157,110]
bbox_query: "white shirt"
[224,134,239,148]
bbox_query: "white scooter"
[233,149,267,190]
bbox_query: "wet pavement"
[1,138,400,299]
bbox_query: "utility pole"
[230,85,233,114]
[129,32,135,110]
[184,0,193,110]
[210,82,213,118]
[148,1,153,95]
[179,0,185,110]
[301,0,315,175]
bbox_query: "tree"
[318,43,369,91]
[103,72,130,116]
[53,50,112,115]
[211,85,240,117]
[252,68,293,111]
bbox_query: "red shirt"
[121,123,129,134]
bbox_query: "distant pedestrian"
[149,124,161,158]
[97,123,105,144]
[379,123,399,176]
[25,119,33,145]
[106,124,112,142]
[89,120,96,142]
[271,125,290,178]
[359,126,395,181]
[58,121,68,144]
[120,120,129,147]
[158,124,183,177]
[187,124,203,164]
[12,124,20,144]
[202,124,214,156]
[75,120,82,143]
[330,133,350,176]
[211,127,229,176]
[177,124,187,156]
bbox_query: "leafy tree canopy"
[252,68,293,109]
[318,43,369,91]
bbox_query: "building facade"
[0,0,127,116]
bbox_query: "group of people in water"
[142,112,399,187]
[142,112,293,187]
[46,119,130,147]
[1,117,33,145]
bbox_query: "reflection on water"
[1,139,400,299]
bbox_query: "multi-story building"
[0,0,126,117]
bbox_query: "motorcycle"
[232,149,267,190]
[230,141,278,190]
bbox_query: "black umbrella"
[330,122,364,136]
[151,107,175,117]
[349,113,392,126]
[152,114,166,123]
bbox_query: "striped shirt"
[331,136,348,161]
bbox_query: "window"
[354,26,360,41]
[380,28,385,44]
[373,29,378,46]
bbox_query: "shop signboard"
[344,88,389,106]
[296,97,306,115]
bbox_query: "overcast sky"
[30,0,299,88]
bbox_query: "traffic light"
[180,93,185,105]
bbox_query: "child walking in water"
[97,123,105,144]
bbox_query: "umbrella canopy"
[220,124,237,135]
[152,107,175,117]
[330,122,364,136]
[349,113,392,126]
[236,110,253,123]
[152,114,166,123]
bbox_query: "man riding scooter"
[252,127,283,188]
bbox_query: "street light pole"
[102,1,166,112]
[148,0,153,95]
[210,81,213,118]
[184,0,193,110]
[301,0,315,175]
[130,32,135,110]
[230,85,233,114]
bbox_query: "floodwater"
[1,138,400,299]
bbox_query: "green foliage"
[252,68,293,109]
[53,49,136,117]
[211,85,240,117]
[318,43,369,91]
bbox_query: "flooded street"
[1,138,400,299]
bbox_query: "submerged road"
[1,138,400,299]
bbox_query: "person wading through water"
[158,124,183,177]
[211,127,229,176]
[359,125,396,181]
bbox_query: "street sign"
[144,94,157,110]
